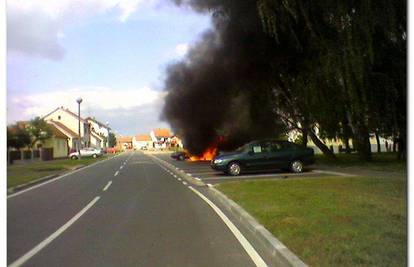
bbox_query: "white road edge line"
[102,181,112,191]
[114,171,119,176]
[207,183,213,187]
[9,196,101,267]
[120,166,124,170]
[182,181,188,185]
[187,186,267,267]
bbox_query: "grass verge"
[7,154,116,189]
[217,175,407,266]
[314,152,406,173]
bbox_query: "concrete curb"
[146,153,307,267]
[7,152,124,196]
[208,187,307,267]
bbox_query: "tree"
[7,124,31,149]
[26,117,52,148]
[108,132,116,147]
[256,0,406,161]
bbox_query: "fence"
[7,149,45,164]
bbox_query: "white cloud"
[8,0,145,21]
[7,0,146,60]
[7,86,165,121]
[175,43,190,57]
[7,86,170,135]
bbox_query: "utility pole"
[76,97,83,159]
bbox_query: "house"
[8,121,70,160]
[116,136,133,150]
[43,107,106,150]
[85,117,110,148]
[133,134,153,150]
[41,124,70,158]
[43,107,89,150]
[46,120,79,150]
[150,128,172,149]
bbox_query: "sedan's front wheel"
[290,160,304,173]
[93,154,98,158]
[227,162,241,176]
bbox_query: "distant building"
[287,128,395,154]
[133,134,153,150]
[150,128,172,149]
[116,136,133,150]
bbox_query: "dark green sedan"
[210,140,315,176]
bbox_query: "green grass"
[315,152,406,172]
[217,176,407,266]
[7,154,115,188]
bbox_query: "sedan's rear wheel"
[93,154,98,158]
[227,162,241,176]
[290,160,303,173]
[71,155,78,160]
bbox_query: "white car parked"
[69,147,103,159]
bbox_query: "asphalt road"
[8,151,264,267]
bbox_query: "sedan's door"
[267,141,294,169]
[243,143,271,170]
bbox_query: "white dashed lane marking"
[103,181,112,191]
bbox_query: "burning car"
[211,140,315,176]
[170,151,190,161]
[171,146,219,161]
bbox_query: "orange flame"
[189,146,218,161]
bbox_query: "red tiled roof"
[153,128,171,138]
[135,134,152,141]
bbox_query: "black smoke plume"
[162,0,285,155]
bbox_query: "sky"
[7,0,211,136]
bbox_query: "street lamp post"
[76,97,83,159]
[106,122,110,148]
